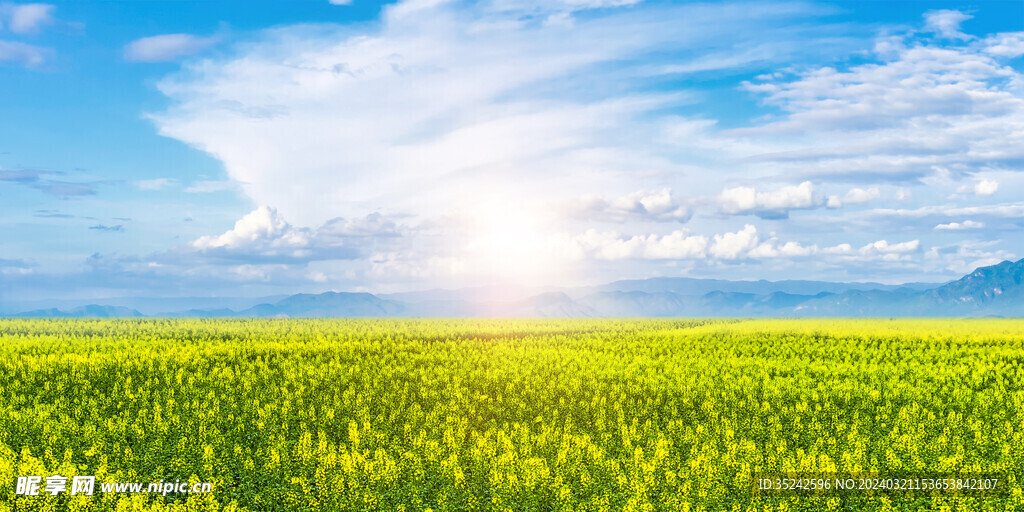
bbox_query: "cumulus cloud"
[864,239,919,254]
[982,32,1024,58]
[821,243,852,255]
[191,206,309,252]
[124,33,219,62]
[568,189,691,223]
[718,181,823,219]
[709,224,759,259]
[955,178,999,196]
[570,229,708,260]
[860,239,919,255]
[183,206,402,264]
[973,179,998,196]
[827,186,880,207]
[748,240,817,258]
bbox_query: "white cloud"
[925,240,1014,275]
[184,206,401,264]
[748,239,817,258]
[864,202,1024,220]
[184,180,236,193]
[558,0,642,7]
[974,178,998,196]
[328,0,353,5]
[568,188,691,223]
[641,230,708,259]
[1,3,55,34]
[843,187,880,204]
[0,40,49,67]
[860,239,920,255]
[935,220,984,230]
[719,181,822,218]
[192,206,310,252]
[150,0,839,229]
[736,17,1024,183]
[135,178,176,190]
[124,33,219,62]
[117,1,1024,289]
[826,186,879,208]
[709,224,759,259]
[956,178,999,196]
[923,9,973,40]
[821,243,852,255]
[568,228,709,261]
[983,32,1024,58]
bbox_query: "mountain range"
[8,259,1024,318]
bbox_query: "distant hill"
[583,277,936,297]
[792,259,1024,316]
[13,259,1024,318]
[927,259,1024,314]
[234,292,405,317]
[14,305,143,318]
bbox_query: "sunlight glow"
[460,199,566,287]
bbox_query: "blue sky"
[1,0,1023,301]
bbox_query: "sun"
[460,200,566,287]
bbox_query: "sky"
[1,0,1023,301]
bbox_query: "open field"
[0,318,1021,511]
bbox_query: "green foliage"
[0,318,1021,511]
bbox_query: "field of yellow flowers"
[0,318,1020,511]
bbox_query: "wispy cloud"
[8,1,1024,293]
[0,40,49,66]
[124,33,220,62]
[184,180,236,193]
[0,168,97,197]
[132,1,1024,288]
[0,3,77,68]
[135,178,176,190]
[151,0,846,228]
[0,3,55,34]
[734,24,1024,184]
[567,189,691,223]
[33,209,73,218]
[935,220,984,231]
[89,224,124,232]
[923,9,973,40]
